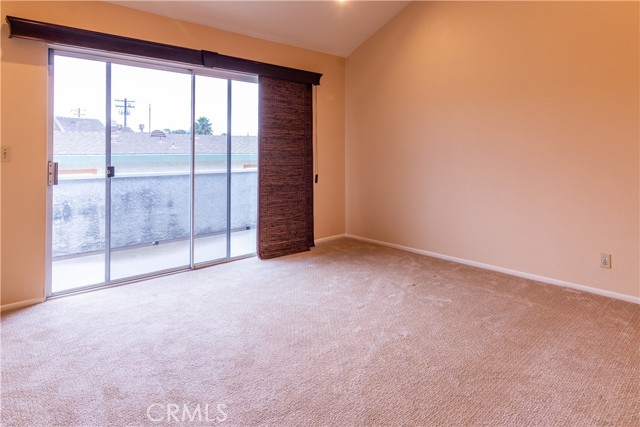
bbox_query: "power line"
[115,98,135,128]
[70,107,85,118]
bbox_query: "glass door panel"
[230,80,258,257]
[109,64,191,280]
[50,51,259,295]
[51,55,107,293]
[193,75,229,264]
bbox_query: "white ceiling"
[107,1,410,57]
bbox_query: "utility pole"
[115,98,135,128]
[70,107,85,118]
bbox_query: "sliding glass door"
[51,55,107,292]
[109,63,192,280]
[49,51,257,294]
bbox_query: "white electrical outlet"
[600,253,611,269]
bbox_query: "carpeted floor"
[1,238,639,426]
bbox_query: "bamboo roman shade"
[258,76,314,259]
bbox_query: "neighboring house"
[54,116,105,132]
[53,130,257,155]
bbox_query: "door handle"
[107,166,115,178]
[47,161,58,186]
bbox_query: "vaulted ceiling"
[107,1,410,57]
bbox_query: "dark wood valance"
[6,16,322,85]
[201,51,322,86]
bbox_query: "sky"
[54,54,258,136]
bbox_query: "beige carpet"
[1,238,638,426]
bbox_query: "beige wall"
[346,1,639,298]
[0,1,345,306]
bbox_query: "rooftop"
[54,130,257,155]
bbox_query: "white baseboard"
[315,234,346,244]
[345,234,640,305]
[1,297,46,313]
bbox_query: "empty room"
[1,1,638,426]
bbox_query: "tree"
[161,128,188,134]
[195,116,213,135]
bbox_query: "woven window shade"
[258,76,314,259]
